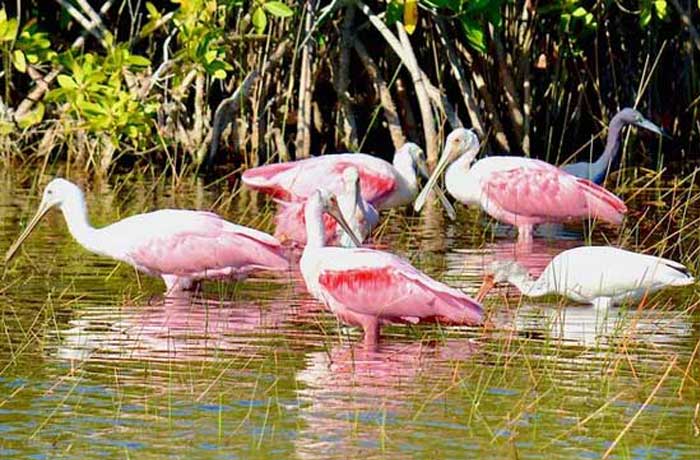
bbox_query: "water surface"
[0,172,698,459]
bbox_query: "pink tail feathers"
[578,178,627,225]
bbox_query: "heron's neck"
[507,271,551,298]
[594,115,627,172]
[59,198,100,253]
[393,153,418,195]
[303,199,327,249]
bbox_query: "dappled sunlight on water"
[0,173,698,458]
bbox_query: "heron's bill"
[475,274,496,303]
[637,118,666,137]
[4,200,51,263]
[326,201,363,248]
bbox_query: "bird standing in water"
[476,246,694,308]
[562,108,666,184]
[5,178,289,293]
[414,129,627,245]
[300,189,483,348]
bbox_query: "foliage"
[47,48,157,146]
[0,0,698,175]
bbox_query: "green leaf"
[252,7,267,33]
[212,68,227,80]
[1,17,18,41]
[654,0,667,19]
[571,7,587,18]
[0,121,13,135]
[127,54,151,67]
[145,1,161,19]
[57,74,78,89]
[16,102,45,129]
[262,1,293,18]
[640,7,651,27]
[204,49,217,64]
[385,0,403,27]
[460,16,486,54]
[12,50,26,73]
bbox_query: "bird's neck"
[594,115,627,172]
[59,198,100,254]
[507,271,550,298]
[445,154,475,202]
[303,199,327,250]
[393,154,418,195]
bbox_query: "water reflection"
[514,302,694,348]
[54,294,293,363]
[294,339,479,459]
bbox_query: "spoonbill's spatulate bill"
[273,166,379,247]
[562,108,666,184]
[414,129,628,244]
[300,189,483,348]
[4,179,289,293]
[476,246,694,308]
[241,142,456,218]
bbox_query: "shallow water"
[0,172,698,459]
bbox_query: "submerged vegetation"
[0,0,698,176]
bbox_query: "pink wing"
[317,250,482,325]
[241,156,397,206]
[273,200,338,245]
[125,211,289,277]
[482,160,626,224]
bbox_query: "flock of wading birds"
[4,108,696,347]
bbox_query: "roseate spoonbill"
[414,129,627,244]
[242,142,456,217]
[476,246,694,308]
[273,167,379,247]
[300,189,483,348]
[562,108,665,184]
[4,178,289,293]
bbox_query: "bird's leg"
[360,316,381,351]
[516,225,534,249]
[162,275,196,296]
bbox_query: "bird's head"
[616,108,666,137]
[476,260,528,302]
[5,178,85,263]
[313,189,362,247]
[414,128,480,214]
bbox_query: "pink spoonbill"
[242,143,455,217]
[4,178,289,293]
[274,166,379,247]
[476,246,694,308]
[414,129,627,244]
[300,189,483,348]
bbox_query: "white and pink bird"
[299,188,483,348]
[273,166,379,247]
[4,178,289,293]
[242,142,454,217]
[414,129,627,244]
